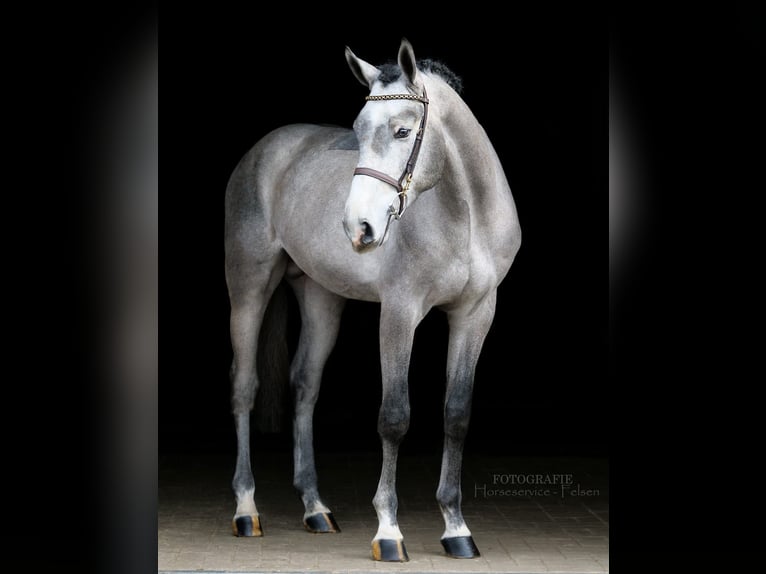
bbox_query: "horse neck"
[431,83,510,218]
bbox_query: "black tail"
[254,282,289,433]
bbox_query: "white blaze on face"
[343,87,421,252]
[344,175,399,252]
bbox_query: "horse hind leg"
[228,254,287,537]
[437,291,497,558]
[287,273,345,533]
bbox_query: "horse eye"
[394,127,411,139]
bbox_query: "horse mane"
[378,58,463,94]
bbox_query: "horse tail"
[254,282,290,433]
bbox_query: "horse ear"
[345,46,380,88]
[398,38,419,88]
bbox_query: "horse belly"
[284,248,383,302]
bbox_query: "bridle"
[353,86,429,222]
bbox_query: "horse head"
[343,39,446,253]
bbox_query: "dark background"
[162,7,606,458]
[3,3,764,573]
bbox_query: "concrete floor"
[158,451,608,573]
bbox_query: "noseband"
[353,86,429,221]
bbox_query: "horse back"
[225,124,354,247]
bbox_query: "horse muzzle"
[343,183,397,252]
[344,218,379,252]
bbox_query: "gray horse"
[225,38,521,561]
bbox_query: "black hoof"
[371,538,409,562]
[303,512,340,533]
[232,514,263,537]
[441,535,480,558]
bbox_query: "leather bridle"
[353,86,429,221]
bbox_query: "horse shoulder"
[383,194,471,306]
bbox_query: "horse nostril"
[360,221,375,245]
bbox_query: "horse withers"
[224,38,521,561]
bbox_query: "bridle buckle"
[402,172,413,193]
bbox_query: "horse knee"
[444,400,471,441]
[378,403,410,444]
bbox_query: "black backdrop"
[5,4,765,572]
[162,7,606,457]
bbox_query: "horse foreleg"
[370,302,424,562]
[288,276,345,533]
[437,292,497,558]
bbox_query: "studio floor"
[158,451,608,573]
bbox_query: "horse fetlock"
[373,516,404,543]
[440,511,471,541]
[372,491,397,516]
[234,487,257,512]
[232,472,255,494]
[292,466,318,489]
[302,498,331,515]
[436,484,461,510]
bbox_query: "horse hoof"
[371,538,409,562]
[441,535,480,558]
[232,514,263,537]
[303,512,340,533]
